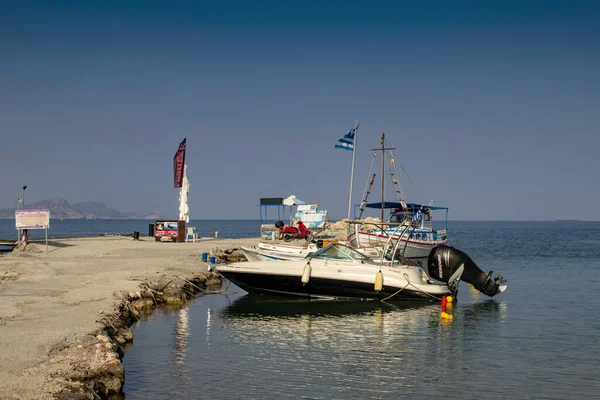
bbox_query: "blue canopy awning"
[364,202,448,211]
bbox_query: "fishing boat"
[260,195,328,240]
[215,242,507,301]
[347,202,448,265]
[345,133,449,265]
[249,194,337,261]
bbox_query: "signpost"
[15,209,50,252]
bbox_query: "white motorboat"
[216,242,506,302]
[240,241,321,262]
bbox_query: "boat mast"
[347,121,359,220]
[372,133,395,223]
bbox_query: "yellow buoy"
[469,285,480,294]
[446,296,453,303]
[374,271,384,292]
[301,263,312,285]
[440,312,453,320]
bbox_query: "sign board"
[155,220,178,241]
[15,209,50,229]
[260,197,283,205]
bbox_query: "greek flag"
[335,128,355,152]
[412,206,422,222]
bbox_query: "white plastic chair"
[185,227,198,242]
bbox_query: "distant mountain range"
[0,197,163,220]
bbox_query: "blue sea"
[0,219,260,241]
[118,220,600,399]
[3,219,599,398]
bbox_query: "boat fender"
[374,271,384,292]
[301,263,312,285]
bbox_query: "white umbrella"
[178,165,190,223]
[283,195,307,206]
[283,195,307,225]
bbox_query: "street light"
[22,186,27,209]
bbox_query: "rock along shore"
[0,235,257,399]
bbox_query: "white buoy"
[301,263,312,285]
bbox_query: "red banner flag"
[173,138,186,188]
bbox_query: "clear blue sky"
[1,1,598,220]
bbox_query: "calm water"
[123,221,600,399]
[0,219,260,241]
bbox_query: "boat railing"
[377,222,421,268]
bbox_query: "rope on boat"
[380,281,410,301]
[404,272,444,301]
[380,272,444,302]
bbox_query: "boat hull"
[216,260,451,301]
[223,271,437,300]
[347,231,447,264]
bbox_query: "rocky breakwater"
[49,247,248,399]
[52,271,224,399]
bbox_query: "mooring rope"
[380,281,410,302]
[380,272,444,302]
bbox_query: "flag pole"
[347,121,359,220]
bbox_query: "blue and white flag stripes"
[335,128,356,151]
[412,206,423,222]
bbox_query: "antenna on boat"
[372,133,395,223]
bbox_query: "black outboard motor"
[428,245,505,297]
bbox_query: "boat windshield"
[310,243,375,263]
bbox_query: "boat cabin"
[389,208,432,230]
[360,201,448,240]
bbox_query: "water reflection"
[222,294,507,327]
[125,292,509,400]
[174,307,189,364]
[220,293,510,360]
[216,293,508,399]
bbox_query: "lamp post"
[22,186,27,210]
